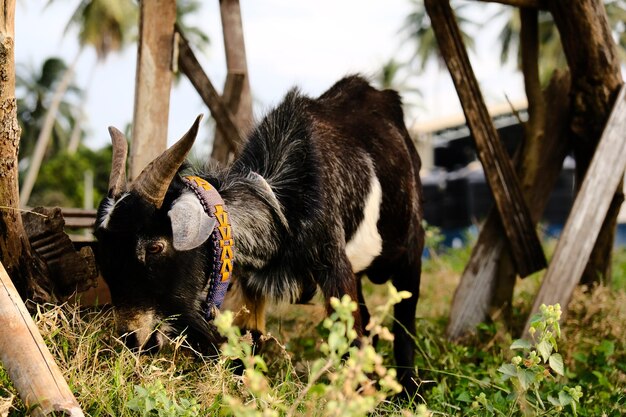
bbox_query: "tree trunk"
[548,0,624,285]
[0,0,53,302]
[19,51,81,207]
[490,7,547,325]
[212,0,252,163]
[211,72,245,164]
[177,31,242,152]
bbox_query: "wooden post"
[0,261,84,416]
[220,0,252,130]
[177,29,242,152]
[424,0,546,277]
[524,84,626,335]
[129,0,177,180]
[212,0,253,163]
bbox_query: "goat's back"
[234,75,423,273]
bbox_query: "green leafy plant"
[214,283,422,417]
[498,304,582,416]
[126,380,200,417]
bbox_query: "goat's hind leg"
[391,255,421,399]
[356,277,371,335]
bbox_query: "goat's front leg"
[317,252,363,338]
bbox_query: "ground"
[0,242,624,416]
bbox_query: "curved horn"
[107,126,128,198]
[131,114,203,208]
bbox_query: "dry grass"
[0,394,12,417]
[14,304,241,416]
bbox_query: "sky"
[14,0,526,155]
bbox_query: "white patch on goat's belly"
[345,176,383,273]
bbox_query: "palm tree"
[401,0,478,71]
[402,1,625,82]
[16,57,82,162]
[495,0,626,82]
[374,58,422,110]
[20,0,137,206]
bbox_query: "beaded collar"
[182,176,233,320]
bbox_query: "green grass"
[0,244,625,416]
[611,247,626,291]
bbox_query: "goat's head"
[94,115,225,353]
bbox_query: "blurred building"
[411,101,578,246]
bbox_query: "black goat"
[95,75,424,395]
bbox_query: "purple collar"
[183,176,233,320]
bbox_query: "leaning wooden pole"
[0,262,84,416]
[177,29,242,152]
[548,0,624,285]
[424,0,546,277]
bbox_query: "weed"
[126,380,200,417]
[499,304,581,416]
[213,283,418,417]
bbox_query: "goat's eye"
[146,242,165,255]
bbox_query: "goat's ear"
[168,192,216,251]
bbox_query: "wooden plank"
[0,261,84,416]
[63,217,96,229]
[60,208,97,218]
[61,208,97,228]
[176,28,243,152]
[548,0,624,285]
[129,0,176,180]
[424,0,546,277]
[524,84,626,335]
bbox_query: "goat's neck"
[219,172,286,270]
